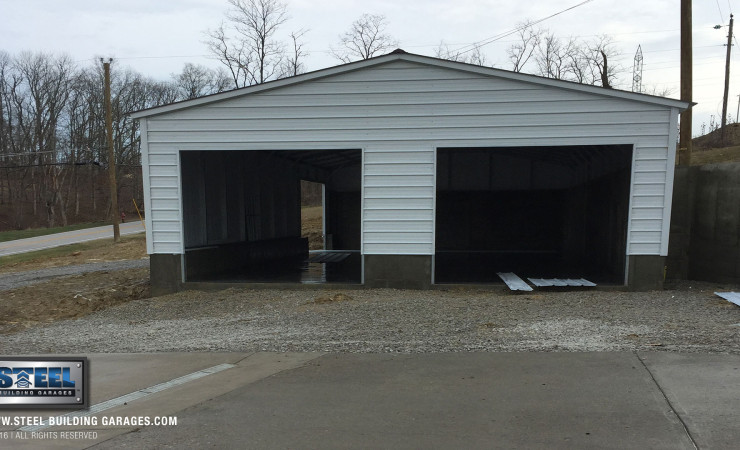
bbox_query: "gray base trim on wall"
[150,253,663,294]
[627,255,665,291]
[150,254,183,296]
[363,255,433,289]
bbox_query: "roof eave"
[129,54,407,119]
[130,51,692,119]
[395,53,692,111]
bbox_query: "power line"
[452,0,596,55]
[642,45,724,54]
[0,162,101,169]
[403,28,683,51]
[0,150,57,157]
[717,0,726,22]
[115,55,210,61]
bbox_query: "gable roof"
[130,49,691,119]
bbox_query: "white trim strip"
[18,363,236,432]
[661,107,679,256]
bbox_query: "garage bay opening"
[180,149,362,284]
[435,145,633,285]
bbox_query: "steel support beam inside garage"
[435,145,633,285]
[180,149,362,284]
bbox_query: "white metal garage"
[131,50,689,293]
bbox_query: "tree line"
[0,52,197,230]
[1,0,639,231]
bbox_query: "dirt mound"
[693,123,740,150]
[0,267,149,334]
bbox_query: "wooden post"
[721,14,734,144]
[678,0,692,166]
[102,58,120,243]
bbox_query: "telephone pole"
[721,14,734,144]
[679,0,692,165]
[102,58,120,243]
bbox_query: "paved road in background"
[1,352,738,449]
[0,222,145,257]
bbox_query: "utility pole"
[721,14,734,144]
[679,0,692,165]
[102,58,120,243]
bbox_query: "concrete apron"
[0,352,322,449]
[2,352,738,449]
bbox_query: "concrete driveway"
[0,222,144,257]
[1,352,738,449]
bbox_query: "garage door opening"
[181,149,362,284]
[435,145,633,285]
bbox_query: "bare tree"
[13,52,74,227]
[507,21,541,73]
[173,63,231,99]
[205,0,290,87]
[643,85,676,98]
[281,29,308,77]
[534,33,577,80]
[582,35,621,88]
[206,22,252,88]
[563,41,590,84]
[505,24,624,88]
[331,14,398,63]
[435,41,488,66]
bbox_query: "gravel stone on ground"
[0,259,148,291]
[2,281,739,354]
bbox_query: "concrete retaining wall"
[668,162,740,284]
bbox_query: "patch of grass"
[0,234,145,269]
[0,241,102,267]
[0,222,106,243]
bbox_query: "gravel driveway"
[0,259,149,291]
[3,281,739,354]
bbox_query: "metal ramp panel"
[715,292,740,307]
[497,272,533,291]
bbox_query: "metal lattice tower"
[632,45,643,93]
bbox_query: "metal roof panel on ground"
[715,292,740,307]
[497,272,533,291]
[528,278,597,287]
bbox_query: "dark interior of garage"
[435,145,633,284]
[180,150,362,284]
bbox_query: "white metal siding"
[143,60,676,256]
[363,144,435,255]
[141,119,183,254]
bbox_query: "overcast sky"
[2,0,737,135]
